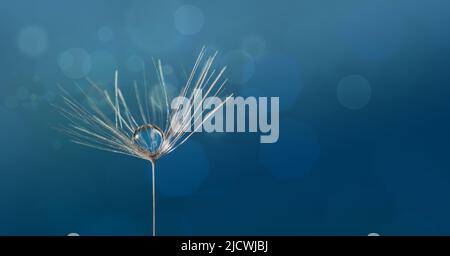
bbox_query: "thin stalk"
[150,159,156,236]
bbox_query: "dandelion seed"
[56,47,231,236]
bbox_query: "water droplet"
[132,124,164,157]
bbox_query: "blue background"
[1,0,450,235]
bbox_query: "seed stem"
[150,159,156,236]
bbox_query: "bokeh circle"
[222,50,254,85]
[174,5,204,35]
[58,48,92,79]
[97,26,113,42]
[126,0,181,54]
[337,75,371,110]
[241,36,266,59]
[17,26,48,58]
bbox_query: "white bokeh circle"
[58,48,92,79]
[126,0,181,54]
[174,5,204,35]
[17,26,48,58]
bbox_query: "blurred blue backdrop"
[1,0,450,235]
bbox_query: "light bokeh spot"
[58,48,92,79]
[222,50,255,85]
[126,0,181,53]
[17,26,48,58]
[242,36,267,59]
[174,5,205,35]
[97,26,113,42]
[337,75,371,110]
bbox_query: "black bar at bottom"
[0,236,447,254]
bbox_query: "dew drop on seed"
[132,125,163,155]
